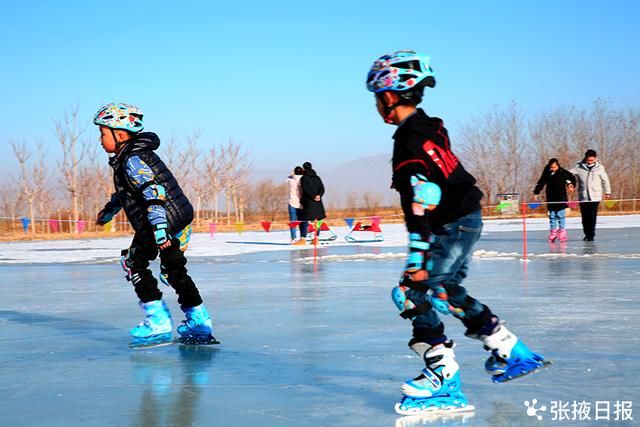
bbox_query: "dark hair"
[294,166,304,175]
[303,162,312,169]
[547,158,560,167]
[375,86,426,109]
[584,149,597,158]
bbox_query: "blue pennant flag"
[528,202,541,210]
[344,218,354,229]
[21,217,31,233]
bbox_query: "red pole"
[522,201,528,261]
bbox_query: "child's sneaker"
[130,300,174,348]
[177,304,219,345]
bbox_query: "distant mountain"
[251,153,397,208]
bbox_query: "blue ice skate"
[177,304,220,345]
[395,342,475,416]
[130,300,174,348]
[481,325,549,383]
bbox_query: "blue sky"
[1,0,639,179]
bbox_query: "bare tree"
[10,140,46,233]
[458,103,528,203]
[249,179,288,221]
[220,139,251,224]
[180,131,209,227]
[361,192,384,213]
[204,145,224,224]
[54,105,86,233]
[32,142,52,233]
[0,182,20,232]
[345,191,359,210]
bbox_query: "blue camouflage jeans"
[549,209,566,230]
[405,210,491,341]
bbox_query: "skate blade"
[394,402,476,418]
[178,335,220,345]
[492,360,551,383]
[395,409,476,426]
[129,336,176,349]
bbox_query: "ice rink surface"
[1,221,639,426]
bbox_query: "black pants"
[124,234,203,307]
[579,201,600,240]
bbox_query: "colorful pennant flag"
[20,217,30,233]
[261,221,272,232]
[567,201,578,209]
[234,222,244,234]
[528,202,541,210]
[344,218,354,229]
[77,220,87,233]
[103,221,113,233]
[209,223,217,239]
[49,219,59,233]
[604,200,617,209]
[288,221,300,229]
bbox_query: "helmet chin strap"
[110,128,132,152]
[378,94,402,124]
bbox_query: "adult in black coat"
[300,162,326,222]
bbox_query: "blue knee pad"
[392,285,418,320]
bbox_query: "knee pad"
[392,285,416,319]
[393,285,436,320]
[120,248,144,286]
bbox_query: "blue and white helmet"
[366,50,436,93]
[93,103,144,133]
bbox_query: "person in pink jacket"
[287,166,307,244]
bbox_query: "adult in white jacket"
[569,149,612,242]
[287,166,307,243]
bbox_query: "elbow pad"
[411,174,441,216]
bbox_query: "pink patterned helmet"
[366,50,436,93]
[93,103,144,133]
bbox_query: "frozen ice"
[0,215,639,426]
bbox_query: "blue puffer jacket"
[109,132,194,245]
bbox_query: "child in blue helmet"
[94,103,218,347]
[366,51,547,416]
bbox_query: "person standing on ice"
[532,158,576,243]
[569,149,612,242]
[287,166,307,244]
[366,51,547,416]
[94,103,218,348]
[300,161,326,243]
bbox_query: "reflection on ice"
[0,225,638,426]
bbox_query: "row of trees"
[3,106,253,234]
[3,100,639,234]
[458,99,640,203]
